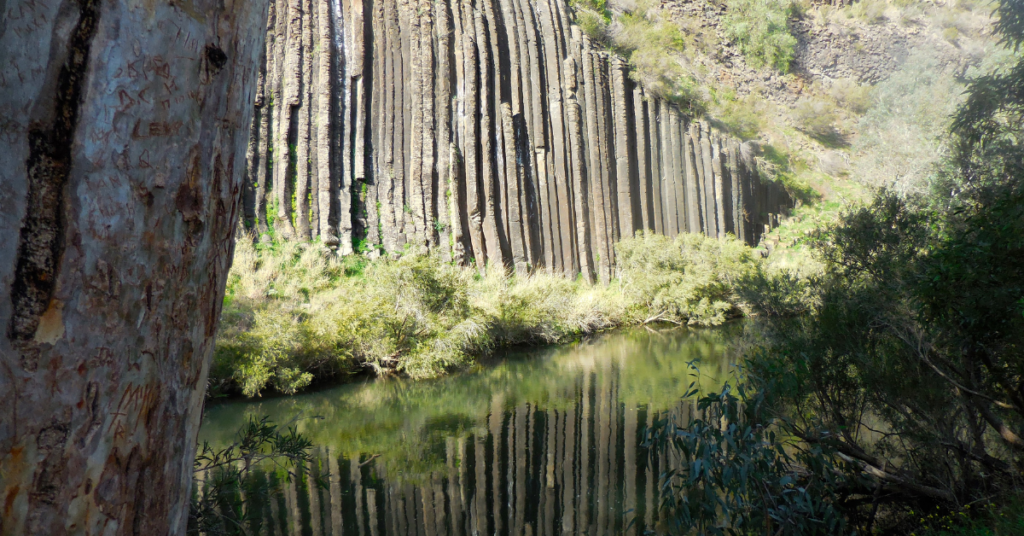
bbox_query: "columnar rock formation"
[243,0,793,281]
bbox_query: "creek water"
[197,324,744,535]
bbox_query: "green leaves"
[190,416,319,536]
[650,372,850,535]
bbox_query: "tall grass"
[212,232,763,397]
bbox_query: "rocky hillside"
[241,0,794,283]
[652,0,997,196]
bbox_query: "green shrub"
[828,78,872,115]
[570,0,611,42]
[651,376,850,535]
[576,9,610,42]
[723,0,799,72]
[847,0,889,24]
[570,0,707,112]
[745,183,1024,531]
[614,11,686,53]
[214,233,763,396]
[853,49,964,194]
[735,266,818,317]
[616,232,759,326]
[715,93,768,139]
[791,96,844,146]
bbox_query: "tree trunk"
[0,0,268,533]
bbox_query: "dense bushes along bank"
[212,232,769,397]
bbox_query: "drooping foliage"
[189,416,317,536]
[650,374,851,536]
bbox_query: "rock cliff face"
[242,0,793,281]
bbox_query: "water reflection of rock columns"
[196,328,740,535]
[227,363,702,535]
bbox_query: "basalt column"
[242,0,795,276]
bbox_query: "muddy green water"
[197,324,743,535]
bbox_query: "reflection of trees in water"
[198,362,710,535]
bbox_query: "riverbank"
[211,232,766,397]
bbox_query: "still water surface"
[198,325,743,535]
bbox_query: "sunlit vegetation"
[722,0,799,72]
[570,0,707,111]
[212,233,762,397]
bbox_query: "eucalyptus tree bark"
[0,0,268,533]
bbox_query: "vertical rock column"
[648,100,664,236]
[660,106,678,237]
[610,58,634,242]
[563,48,594,282]
[633,87,651,233]
[242,0,795,277]
[583,50,611,283]
[294,0,313,240]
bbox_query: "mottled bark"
[0,0,268,533]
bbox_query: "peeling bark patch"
[9,0,101,343]
[33,299,64,345]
